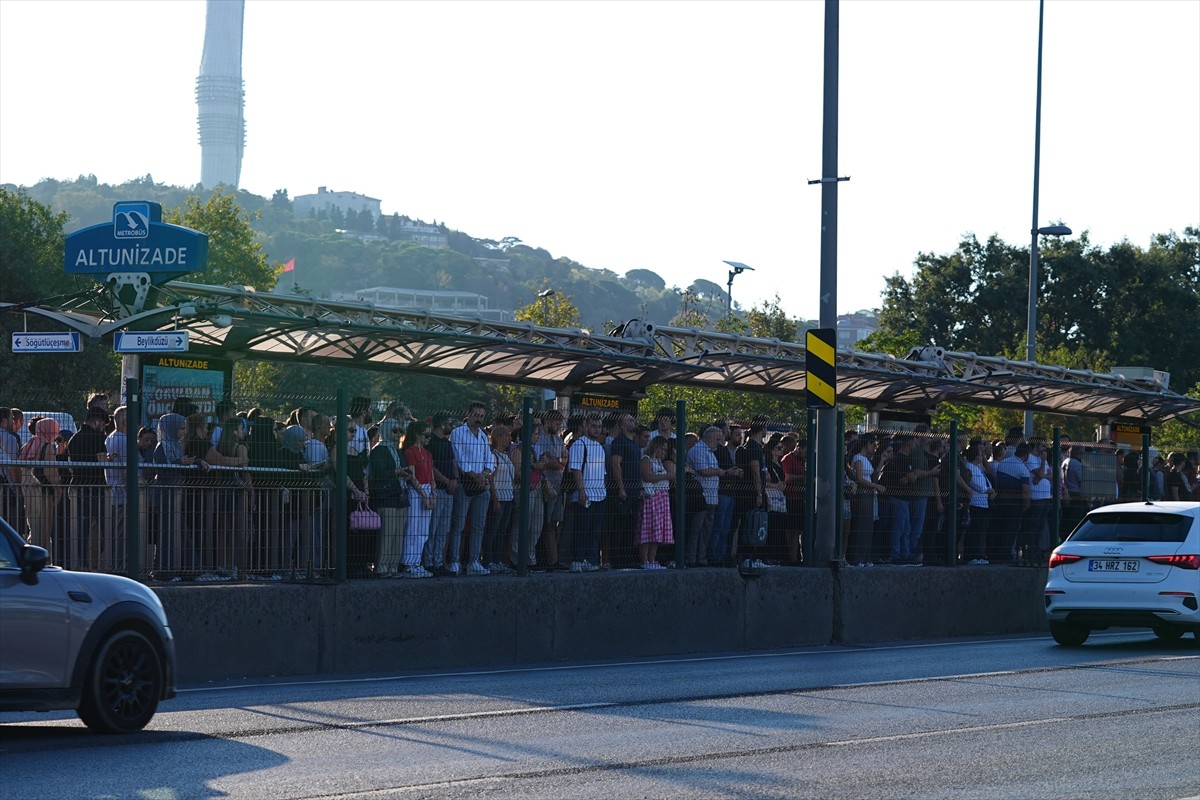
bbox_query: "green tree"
[488,290,586,410]
[0,188,120,407]
[513,288,582,328]
[164,190,280,289]
[874,229,1200,390]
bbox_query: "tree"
[0,188,121,407]
[873,229,1200,390]
[745,294,799,341]
[164,190,280,289]
[623,268,665,292]
[513,288,582,328]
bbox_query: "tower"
[196,0,245,189]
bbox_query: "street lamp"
[722,261,754,319]
[537,288,556,326]
[1024,0,1073,438]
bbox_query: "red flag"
[282,258,295,273]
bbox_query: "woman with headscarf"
[151,413,193,579]
[19,417,62,552]
[368,418,411,577]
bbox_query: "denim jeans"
[424,487,454,568]
[709,494,735,564]
[449,485,491,565]
[906,496,928,557]
[571,499,606,564]
[886,496,912,560]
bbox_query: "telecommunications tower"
[196,0,245,189]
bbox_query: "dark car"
[0,516,176,732]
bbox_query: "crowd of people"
[843,426,1199,568]
[2,394,1198,580]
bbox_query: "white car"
[1044,501,1200,646]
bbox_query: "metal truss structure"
[7,279,1198,424]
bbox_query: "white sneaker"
[466,560,489,576]
[407,565,432,578]
[582,560,599,572]
[641,562,655,570]
[569,561,585,573]
[751,559,770,569]
[447,562,461,576]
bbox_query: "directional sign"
[114,331,189,353]
[12,331,82,353]
[805,328,836,408]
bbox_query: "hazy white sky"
[1,0,1196,321]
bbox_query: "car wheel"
[77,629,163,734]
[1152,625,1185,641]
[1049,621,1089,646]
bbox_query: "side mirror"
[19,544,49,584]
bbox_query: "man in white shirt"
[449,402,496,576]
[1021,437,1052,565]
[102,406,129,572]
[686,426,725,567]
[568,414,607,572]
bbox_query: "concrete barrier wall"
[155,567,1046,684]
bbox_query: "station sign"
[114,331,189,353]
[64,201,208,277]
[11,331,82,353]
[571,393,639,416]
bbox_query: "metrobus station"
[4,204,1198,681]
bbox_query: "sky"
[1,0,1197,323]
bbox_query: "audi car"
[1044,501,1200,646]
[0,516,176,732]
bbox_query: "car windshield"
[1068,511,1193,543]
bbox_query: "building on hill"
[344,287,513,322]
[293,187,382,221]
[836,310,879,347]
[390,218,448,249]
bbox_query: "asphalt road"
[3,631,1198,799]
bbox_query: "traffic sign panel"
[114,331,189,353]
[805,328,836,408]
[11,331,82,353]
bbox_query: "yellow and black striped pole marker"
[805,328,836,408]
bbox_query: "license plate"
[1088,559,1140,573]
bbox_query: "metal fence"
[0,387,1169,581]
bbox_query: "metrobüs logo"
[113,202,151,238]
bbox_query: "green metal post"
[805,408,816,567]
[1050,427,1061,544]
[334,389,348,582]
[1141,432,1151,501]
[835,409,845,564]
[125,378,141,579]
[516,396,534,576]
[674,400,687,568]
[947,420,958,567]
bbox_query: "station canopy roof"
[11,280,1199,425]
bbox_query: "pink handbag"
[349,498,381,530]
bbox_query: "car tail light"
[1145,554,1200,570]
[1048,553,1083,569]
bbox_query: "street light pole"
[722,261,754,319]
[537,288,556,326]
[1024,0,1071,437]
